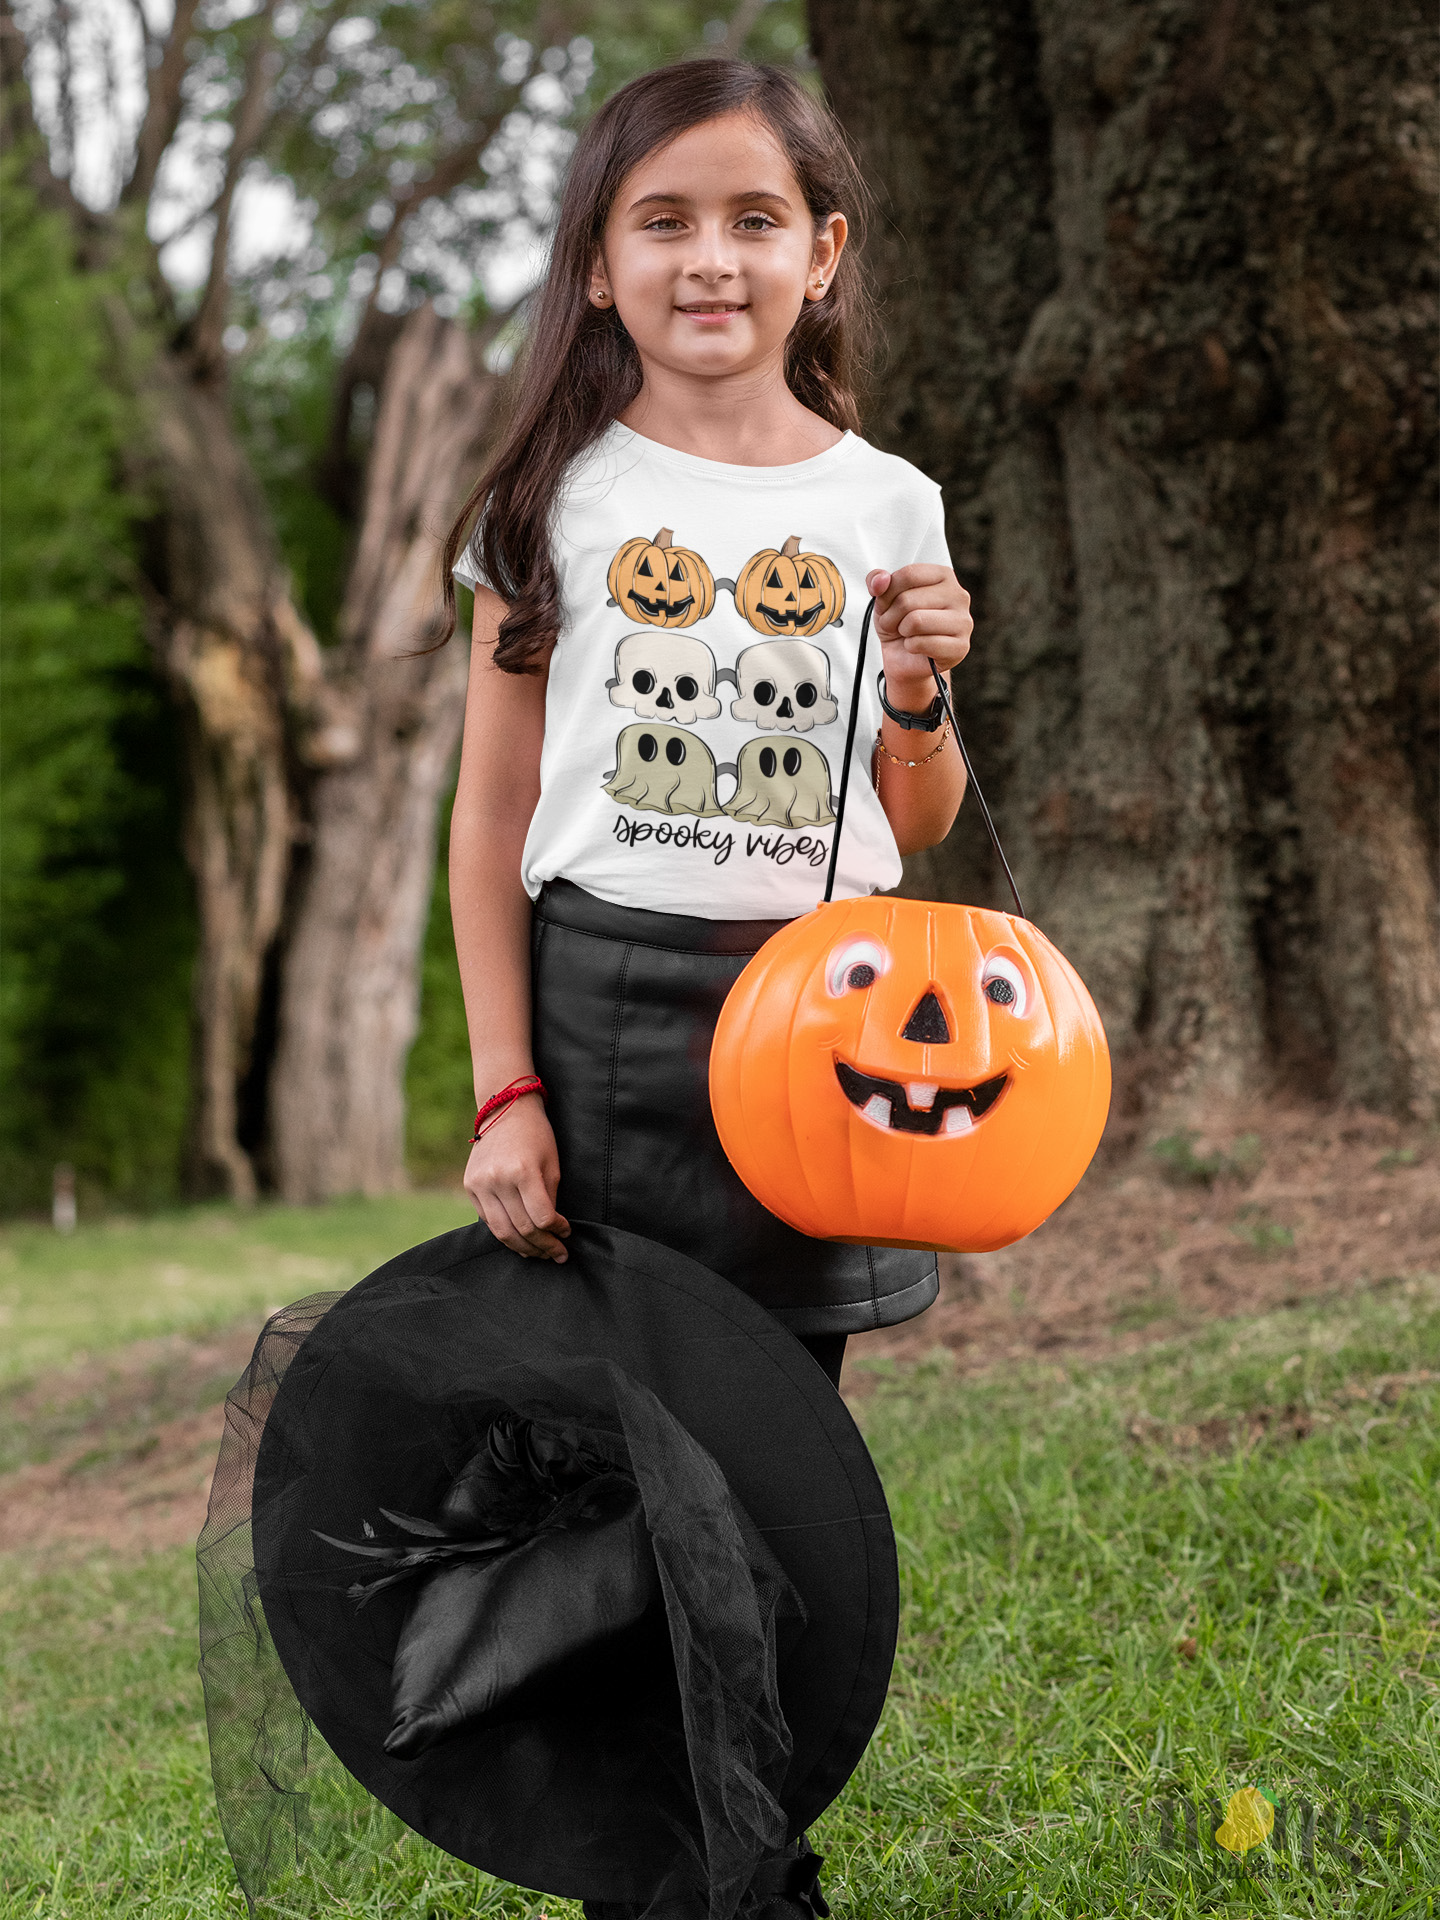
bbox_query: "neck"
[618,357,844,466]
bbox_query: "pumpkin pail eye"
[981,953,1028,1015]
[827,936,890,998]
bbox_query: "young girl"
[438,56,972,1919]
[443,58,972,1412]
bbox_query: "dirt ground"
[1,1098,1434,1559]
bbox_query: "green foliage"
[1151,1128,1264,1189]
[1,1273,1436,1913]
[0,166,193,1215]
[406,783,477,1184]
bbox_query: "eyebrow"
[627,189,794,212]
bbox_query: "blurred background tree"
[0,165,193,1210]
[810,0,1438,1128]
[0,0,810,1210]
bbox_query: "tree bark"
[141,354,311,1197]
[140,307,490,1200]
[268,308,490,1201]
[809,0,1439,1122]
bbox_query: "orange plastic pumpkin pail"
[709,600,1111,1254]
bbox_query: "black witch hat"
[198,1220,897,1919]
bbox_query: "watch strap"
[877,671,947,732]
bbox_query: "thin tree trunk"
[268,308,492,1200]
[143,358,312,1197]
[810,0,1440,1122]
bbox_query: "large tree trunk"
[144,306,490,1199]
[809,0,1440,1123]
[269,309,487,1201]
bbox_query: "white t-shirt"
[455,422,951,920]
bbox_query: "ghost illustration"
[723,738,836,828]
[728,641,839,734]
[603,724,725,817]
[608,632,721,725]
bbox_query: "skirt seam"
[601,942,634,1223]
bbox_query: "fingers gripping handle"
[822,596,1026,920]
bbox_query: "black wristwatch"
[877,671,947,732]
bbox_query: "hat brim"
[252,1220,897,1904]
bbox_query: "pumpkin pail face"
[709,897,1111,1253]
[607,528,715,628]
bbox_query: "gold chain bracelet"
[876,718,950,770]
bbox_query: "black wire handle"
[822,595,1027,921]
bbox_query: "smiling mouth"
[835,1060,1008,1137]
[760,606,822,630]
[628,591,695,618]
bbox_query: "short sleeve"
[911,493,952,571]
[452,539,487,591]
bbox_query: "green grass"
[0,1194,473,1389]
[2,1271,1437,1915]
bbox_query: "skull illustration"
[723,738,836,828]
[608,632,721,725]
[728,641,839,734]
[604,724,725,816]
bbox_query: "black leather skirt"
[531,879,939,1337]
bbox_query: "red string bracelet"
[471,1075,545,1143]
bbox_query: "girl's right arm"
[449,587,570,1263]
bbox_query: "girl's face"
[594,111,846,385]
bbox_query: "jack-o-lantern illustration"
[723,737,835,829]
[607,528,715,629]
[733,536,845,636]
[709,896,1111,1252]
[603,723,724,816]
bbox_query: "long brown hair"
[440,59,876,672]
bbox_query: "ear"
[805,212,849,302]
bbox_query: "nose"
[684,217,739,284]
[776,696,793,718]
[657,687,674,709]
[902,990,950,1044]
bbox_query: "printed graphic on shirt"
[731,536,845,635]
[723,738,836,828]
[607,632,721,725]
[606,528,715,628]
[604,723,725,817]
[728,639,839,733]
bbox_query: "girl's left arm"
[866,564,972,856]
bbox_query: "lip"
[676,303,747,324]
[835,1060,1008,1138]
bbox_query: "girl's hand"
[865,565,972,709]
[464,1096,572,1263]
